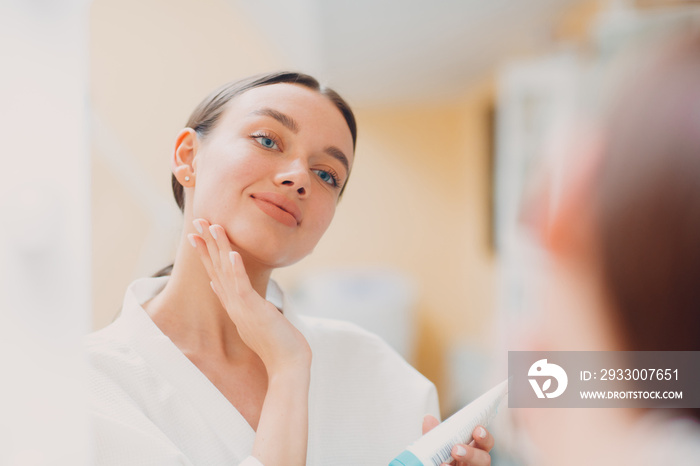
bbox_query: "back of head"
[594,32,700,353]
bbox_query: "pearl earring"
[185,176,190,182]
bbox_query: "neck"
[143,227,273,363]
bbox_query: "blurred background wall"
[2,1,91,464]
[90,0,697,432]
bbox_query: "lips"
[251,192,303,227]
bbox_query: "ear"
[530,129,605,255]
[172,128,198,187]
[542,132,604,253]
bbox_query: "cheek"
[317,199,337,230]
[192,152,265,214]
[209,148,263,187]
[192,170,233,217]
[304,199,337,241]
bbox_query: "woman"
[519,32,700,465]
[86,72,494,465]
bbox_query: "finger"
[229,250,254,297]
[422,415,440,435]
[188,233,216,281]
[208,224,232,274]
[451,444,491,466]
[193,218,221,271]
[470,425,494,453]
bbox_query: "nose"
[275,159,310,198]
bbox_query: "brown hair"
[593,32,700,355]
[153,72,357,278]
[171,71,357,212]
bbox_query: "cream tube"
[389,380,508,466]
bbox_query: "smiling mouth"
[250,194,301,228]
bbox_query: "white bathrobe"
[85,276,439,465]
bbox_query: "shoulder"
[300,314,404,359]
[84,323,139,371]
[631,413,700,465]
[300,315,441,442]
[85,327,193,465]
[300,315,437,394]
[83,323,157,410]
[84,321,123,347]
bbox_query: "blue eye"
[313,169,338,187]
[254,136,279,150]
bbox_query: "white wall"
[0,1,91,464]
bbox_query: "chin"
[251,245,301,266]
[242,248,308,270]
[230,230,313,270]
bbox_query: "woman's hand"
[189,218,311,374]
[422,415,494,466]
[190,218,311,466]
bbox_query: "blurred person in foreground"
[517,31,700,465]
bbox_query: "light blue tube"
[389,450,423,466]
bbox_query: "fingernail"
[209,225,218,240]
[188,234,197,248]
[193,220,203,234]
[229,251,236,265]
[454,445,467,457]
[478,426,487,439]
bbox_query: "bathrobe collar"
[112,275,301,457]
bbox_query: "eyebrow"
[324,146,350,177]
[250,108,299,133]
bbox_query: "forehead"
[220,83,354,157]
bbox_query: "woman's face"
[189,83,355,268]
